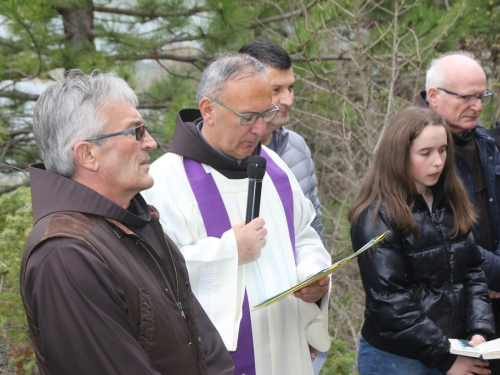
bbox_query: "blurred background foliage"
[1,0,500,373]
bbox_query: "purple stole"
[183,149,296,374]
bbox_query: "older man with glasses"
[20,70,234,375]
[143,54,331,375]
[416,52,500,372]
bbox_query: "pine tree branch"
[93,5,209,18]
[0,114,33,120]
[113,52,214,63]
[292,54,352,62]
[16,18,44,76]
[7,129,32,137]
[0,162,31,172]
[254,1,318,26]
[0,93,172,110]
[0,183,26,195]
[0,36,22,52]
[0,90,39,102]
[2,69,37,79]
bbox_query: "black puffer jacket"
[351,186,494,373]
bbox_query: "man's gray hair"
[195,53,266,104]
[33,70,138,177]
[425,51,481,92]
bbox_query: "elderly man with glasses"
[143,54,331,375]
[416,52,500,371]
[20,70,234,375]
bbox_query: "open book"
[449,338,500,360]
[252,230,389,311]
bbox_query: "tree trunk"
[57,0,95,52]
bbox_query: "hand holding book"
[293,274,330,303]
[252,230,389,311]
[449,337,500,360]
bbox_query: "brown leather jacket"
[20,164,234,375]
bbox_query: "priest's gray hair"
[196,53,266,104]
[33,70,138,177]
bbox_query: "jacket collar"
[29,163,151,227]
[415,91,429,108]
[272,127,290,155]
[410,179,446,210]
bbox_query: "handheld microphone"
[245,155,267,224]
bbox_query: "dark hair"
[238,39,292,70]
[348,106,476,237]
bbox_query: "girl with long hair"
[349,106,494,375]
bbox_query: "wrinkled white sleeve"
[142,153,242,348]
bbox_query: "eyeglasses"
[85,124,148,142]
[210,98,279,126]
[437,87,493,106]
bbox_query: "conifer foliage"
[1,1,500,373]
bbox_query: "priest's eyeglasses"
[437,88,493,106]
[210,98,279,126]
[85,124,148,142]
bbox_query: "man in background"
[20,71,233,375]
[143,54,331,375]
[416,51,500,372]
[239,39,324,241]
[239,39,328,373]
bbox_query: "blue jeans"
[357,336,444,375]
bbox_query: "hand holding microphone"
[234,155,268,265]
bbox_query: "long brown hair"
[348,106,476,237]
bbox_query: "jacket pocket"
[138,289,154,357]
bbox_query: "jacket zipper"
[431,210,457,333]
[134,239,200,363]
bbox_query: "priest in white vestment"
[143,54,331,375]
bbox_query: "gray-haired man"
[239,39,328,374]
[20,71,233,375]
[416,52,500,374]
[143,54,331,375]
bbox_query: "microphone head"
[247,155,267,179]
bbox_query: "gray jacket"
[268,127,323,240]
